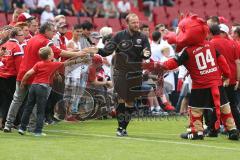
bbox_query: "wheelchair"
[53,85,117,121]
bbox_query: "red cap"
[17,13,34,22]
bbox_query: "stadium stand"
[153,0,240,26]
[0,0,240,31]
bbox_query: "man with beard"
[97,13,151,136]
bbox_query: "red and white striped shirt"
[0,39,24,78]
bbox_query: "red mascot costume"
[143,14,239,140]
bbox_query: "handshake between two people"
[68,47,99,64]
[142,59,166,73]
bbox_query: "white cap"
[219,23,229,34]
[99,27,113,37]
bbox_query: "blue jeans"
[20,84,51,133]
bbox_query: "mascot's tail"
[210,86,221,130]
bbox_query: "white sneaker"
[53,113,61,121]
[18,129,25,135]
[34,133,47,137]
[3,126,11,133]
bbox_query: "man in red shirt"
[209,24,240,132]
[72,0,86,16]
[0,27,24,129]
[4,22,92,132]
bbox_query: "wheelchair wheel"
[90,94,107,119]
[53,89,94,121]
[77,89,95,120]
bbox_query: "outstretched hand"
[82,47,98,56]
[142,60,165,72]
[142,60,155,71]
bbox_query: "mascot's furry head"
[164,14,209,52]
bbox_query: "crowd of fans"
[1,0,129,18]
[0,0,175,23]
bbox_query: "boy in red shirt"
[18,46,88,136]
[88,54,112,87]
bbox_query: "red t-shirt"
[17,34,62,84]
[32,61,63,84]
[180,41,222,89]
[235,40,240,58]
[211,35,239,85]
[73,0,83,11]
[88,66,96,83]
[0,39,23,78]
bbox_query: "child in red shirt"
[18,46,87,136]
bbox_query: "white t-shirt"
[40,11,54,25]
[150,41,162,61]
[65,40,83,78]
[160,56,175,90]
[24,0,37,9]
[117,1,130,13]
[178,65,192,91]
[37,0,56,11]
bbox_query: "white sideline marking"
[46,129,240,152]
[45,129,179,136]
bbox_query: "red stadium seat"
[66,16,79,27]
[153,7,168,25]
[79,17,92,23]
[190,0,203,8]
[107,18,122,32]
[93,18,108,31]
[0,13,7,26]
[215,0,228,10]
[7,13,13,24]
[54,0,60,5]
[204,9,218,18]
[218,10,230,20]
[191,9,205,19]
[202,0,217,10]
[228,0,240,10]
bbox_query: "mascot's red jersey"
[178,41,224,89]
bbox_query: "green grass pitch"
[0,117,239,160]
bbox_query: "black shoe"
[205,129,219,137]
[228,129,239,141]
[116,128,128,137]
[180,132,204,140]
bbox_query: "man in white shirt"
[40,5,54,25]
[24,0,37,12]
[117,0,131,19]
[150,31,162,61]
[37,0,57,13]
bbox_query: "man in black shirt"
[97,13,151,136]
